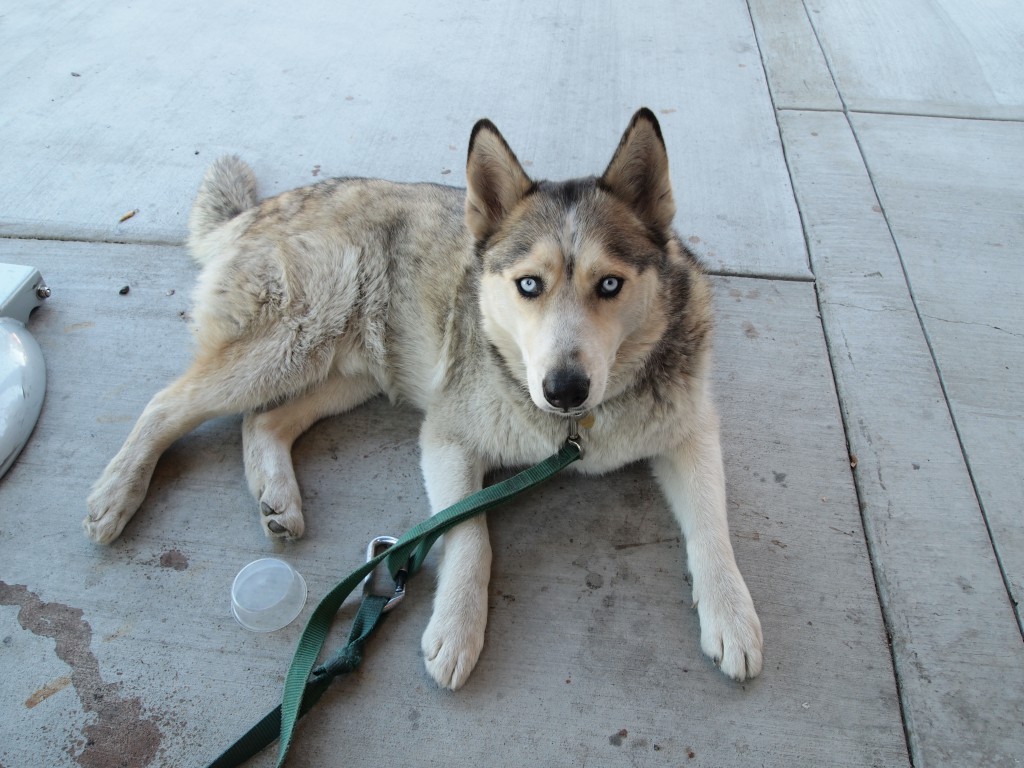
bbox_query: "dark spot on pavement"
[609,728,628,746]
[158,550,188,571]
[0,582,162,768]
[585,572,604,590]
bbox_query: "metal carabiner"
[566,418,584,458]
[362,536,409,613]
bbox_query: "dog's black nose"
[542,370,590,411]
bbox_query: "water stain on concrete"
[0,582,162,768]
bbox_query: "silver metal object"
[362,535,410,613]
[1,264,49,480]
[567,418,584,458]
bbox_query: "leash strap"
[206,594,389,768]
[206,437,582,768]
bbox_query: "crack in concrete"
[919,313,1024,339]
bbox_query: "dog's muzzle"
[542,369,590,411]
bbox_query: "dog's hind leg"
[84,339,335,544]
[85,361,237,544]
[243,372,381,539]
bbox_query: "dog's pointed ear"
[599,108,675,234]
[465,119,533,242]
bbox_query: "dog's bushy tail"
[187,155,259,261]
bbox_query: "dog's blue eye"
[517,276,543,297]
[598,276,623,298]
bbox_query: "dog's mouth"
[536,403,590,419]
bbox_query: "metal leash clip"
[567,419,583,456]
[567,412,593,458]
[363,535,410,613]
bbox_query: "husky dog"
[85,109,763,689]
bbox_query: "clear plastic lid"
[230,558,307,632]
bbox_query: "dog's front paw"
[694,574,763,682]
[421,596,487,690]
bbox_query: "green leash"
[206,433,583,768]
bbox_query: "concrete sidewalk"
[1,1,1021,766]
